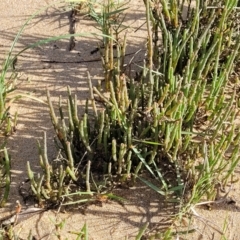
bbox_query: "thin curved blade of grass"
[135,222,149,240]
[105,7,129,18]
[131,146,157,178]
[6,92,47,105]
[79,223,88,240]
[132,146,183,198]
[134,63,164,76]
[168,185,184,194]
[61,191,94,197]
[61,198,93,206]
[137,175,166,196]
[69,223,88,240]
[105,193,127,203]
[181,131,213,139]
[132,138,164,145]
[152,159,169,191]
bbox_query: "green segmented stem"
[108,161,112,177]
[87,71,98,117]
[127,126,132,149]
[0,148,11,207]
[79,114,92,153]
[47,89,58,128]
[126,150,132,174]
[66,141,74,171]
[93,86,113,106]
[37,175,44,200]
[66,166,77,182]
[134,162,142,180]
[43,132,52,191]
[112,138,117,161]
[103,114,109,155]
[41,187,50,200]
[86,160,91,192]
[97,110,105,147]
[118,143,126,174]
[68,99,74,132]
[68,86,79,126]
[27,161,39,198]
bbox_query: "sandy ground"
[0,0,240,239]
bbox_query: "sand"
[0,1,240,239]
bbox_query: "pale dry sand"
[0,1,240,239]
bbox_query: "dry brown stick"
[68,7,77,51]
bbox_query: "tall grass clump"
[0,10,22,207]
[0,46,15,208]
[0,44,19,136]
